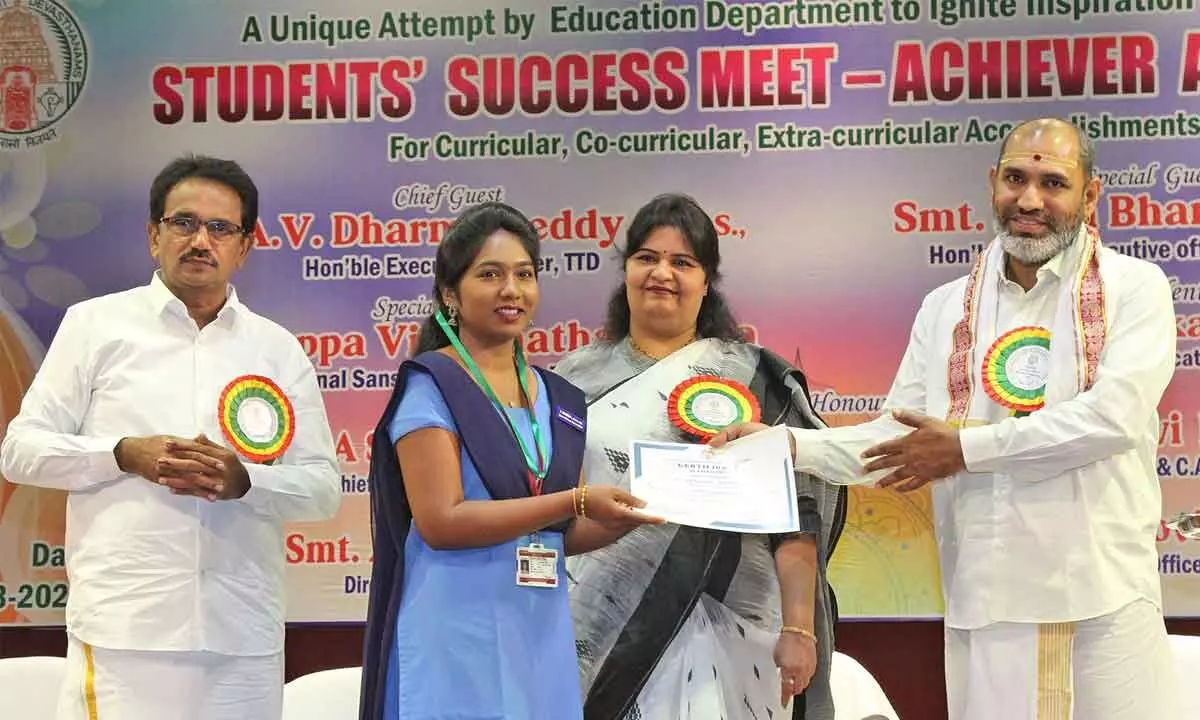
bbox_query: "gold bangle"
[781,625,817,644]
[571,487,580,517]
[580,485,588,518]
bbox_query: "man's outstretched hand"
[862,410,965,492]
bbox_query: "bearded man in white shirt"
[714,118,1178,719]
[0,155,341,720]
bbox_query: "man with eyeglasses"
[0,154,341,720]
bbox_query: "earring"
[446,306,459,326]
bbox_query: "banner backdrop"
[1,0,1198,624]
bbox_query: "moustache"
[1003,209,1048,224]
[181,252,217,266]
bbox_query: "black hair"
[415,202,541,355]
[602,193,743,342]
[149,154,259,231]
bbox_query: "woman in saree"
[554,193,846,720]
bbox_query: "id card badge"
[516,542,559,588]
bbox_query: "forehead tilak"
[998,151,1077,172]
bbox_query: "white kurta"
[788,233,1178,718]
[0,273,341,718]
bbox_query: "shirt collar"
[147,270,244,323]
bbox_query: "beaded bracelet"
[572,485,589,517]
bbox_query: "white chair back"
[0,655,66,720]
[282,665,362,720]
[830,650,900,720]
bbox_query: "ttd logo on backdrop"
[0,0,88,150]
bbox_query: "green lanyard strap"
[435,311,549,492]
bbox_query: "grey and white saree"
[554,338,845,720]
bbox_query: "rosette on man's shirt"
[982,326,1051,415]
[217,374,295,463]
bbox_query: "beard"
[995,207,1084,265]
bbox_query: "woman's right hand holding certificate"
[564,485,665,555]
[577,484,664,529]
[710,421,797,461]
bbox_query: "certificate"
[629,425,799,533]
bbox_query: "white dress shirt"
[792,237,1175,629]
[0,273,341,654]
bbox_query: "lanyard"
[435,311,549,495]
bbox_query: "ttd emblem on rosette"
[982,326,1051,417]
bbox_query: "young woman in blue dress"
[359,202,661,720]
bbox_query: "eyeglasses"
[158,215,246,241]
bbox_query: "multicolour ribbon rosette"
[217,374,295,463]
[667,375,761,441]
